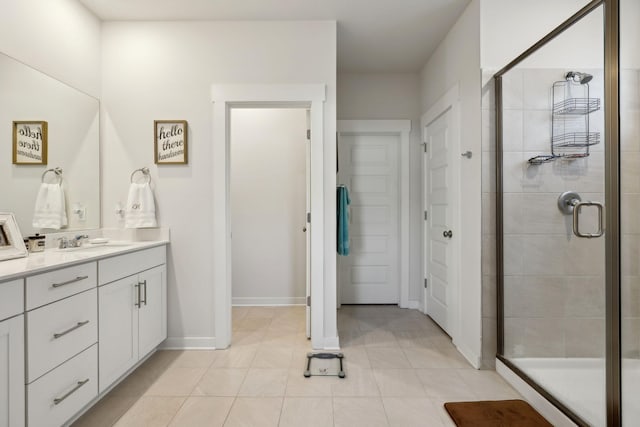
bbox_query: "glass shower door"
[620,0,639,424]
[498,5,607,426]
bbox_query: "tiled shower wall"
[478,68,640,366]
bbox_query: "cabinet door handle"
[141,280,147,306]
[53,320,90,339]
[134,283,141,308]
[52,275,89,288]
[53,379,90,405]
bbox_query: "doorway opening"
[229,108,310,345]
[211,83,327,350]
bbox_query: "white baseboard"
[407,300,420,310]
[455,341,482,369]
[232,297,306,306]
[496,359,577,427]
[160,336,216,350]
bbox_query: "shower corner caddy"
[528,72,601,165]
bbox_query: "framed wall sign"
[12,121,48,165]
[0,213,27,261]
[154,120,188,164]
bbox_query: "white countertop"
[0,240,169,282]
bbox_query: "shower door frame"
[493,0,621,425]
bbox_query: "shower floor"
[509,357,640,427]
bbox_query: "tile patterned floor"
[72,305,520,427]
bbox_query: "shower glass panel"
[499,5,606,426]
[620,0,639,424]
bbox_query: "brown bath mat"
[444,399,553,427]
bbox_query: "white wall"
[420,0,482,366]
[337,73,422,304]
[480,0,593,70]
[0,0,101,97]
[101,21,336,348]
[230,108,307,305]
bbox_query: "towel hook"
[130,167,151,184]
[41,167,63,184]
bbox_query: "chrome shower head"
[566,71,593,84]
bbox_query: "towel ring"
[130,167,151,184]
[41,167,63,184]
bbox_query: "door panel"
[339,133,400,304]
[98,277,138,393]
[424,109,454,333]
[138,266,166,357]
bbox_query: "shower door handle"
[572,201,604,238]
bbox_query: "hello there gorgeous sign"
[154,120,188,164]
[13,121,48,165]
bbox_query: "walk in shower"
[494,1,638,425]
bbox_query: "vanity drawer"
[99,245,166,285]
[26,262,96,310]
[0,278,23,321]
[27,288,97,383]
[27,344,97,427]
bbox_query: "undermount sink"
[55,242,133,252]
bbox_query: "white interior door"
[338,133,399,304]
[423,108,456,334]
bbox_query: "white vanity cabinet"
[98,246,166,393]
[25,262,98,427]
[0,241,168,427]
[0,279,25,427]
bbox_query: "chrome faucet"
[70,234,89,247]
[57,237,69,249]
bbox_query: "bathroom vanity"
[0,240,168,427]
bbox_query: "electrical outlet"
[72,204,86,221]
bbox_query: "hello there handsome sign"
[12,121,48,165]
[154,120,188,164]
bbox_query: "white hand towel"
[32,183,68,229]
[125,182,157,228]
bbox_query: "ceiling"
[79,0,471,72]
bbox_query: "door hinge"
[306,296,311,306]
[423,142,428,153]
[424,210,428,221]
[424,278,428,289]
[307,212,311,223]
[306,129,311,140]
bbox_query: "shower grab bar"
[572,200,604,238]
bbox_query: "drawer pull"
[53,379,90,405]
[53,320,90,339]
[52,275,89,288]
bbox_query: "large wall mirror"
[0,52,100,236]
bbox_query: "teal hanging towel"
[337,185,350,256]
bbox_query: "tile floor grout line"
[220,396,237,427]
[163,395,189,427]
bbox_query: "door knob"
[443,230,453,238]
[303,227,307,232]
